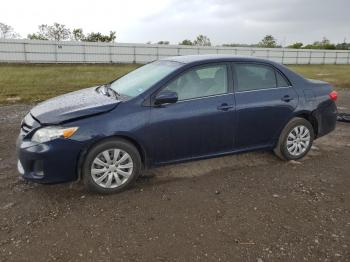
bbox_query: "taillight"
[329,91,337,101]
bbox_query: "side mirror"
[154,90,178,105]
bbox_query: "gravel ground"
[0,91,349,262]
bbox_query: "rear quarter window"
[276,70,290,87]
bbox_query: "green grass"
[0,63,140,104]
[0,63,349,104]
[288,64,350,90]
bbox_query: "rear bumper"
[313,100,337,138]
[16,135,84,184]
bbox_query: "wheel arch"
[274,111,318,148]
[294,111,319,137]
[76,134,149,182]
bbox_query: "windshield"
[110,60,182,97]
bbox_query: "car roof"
[161,54,273,64]
[160,54,307,85]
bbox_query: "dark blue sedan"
[17,55,338,193]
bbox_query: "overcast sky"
[2,0,349,45]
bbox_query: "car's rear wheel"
[274,117,314,161]
[82,139,141,194]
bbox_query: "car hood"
[30,87,121,124]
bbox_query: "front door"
[149,63,236,164]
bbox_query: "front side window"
[110,60,182,97]
[164,64,228,101]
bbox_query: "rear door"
[232,62,298,149]
[149,63,236,164]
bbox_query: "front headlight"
[31,126,79,143]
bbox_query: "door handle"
[281,95,294,102]
[217,103,234,111]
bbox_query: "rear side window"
[234,63,290,92]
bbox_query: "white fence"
[0,39,350,64]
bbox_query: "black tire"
[274,117,314,161]
[82,138,142,194]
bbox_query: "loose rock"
[1,203,15,210]
[289,160,302,165]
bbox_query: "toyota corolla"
[16,55,338,193]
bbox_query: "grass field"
[0,63,349,104]
[0,64,139,104]
[288,64,350,90]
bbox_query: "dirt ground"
[0,91,349,262]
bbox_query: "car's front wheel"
[274,117,315,161]
[82,139,141,194]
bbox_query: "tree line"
[0,22,349,50]
[222,35,350,50]
[0,22,116,42]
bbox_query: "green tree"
[108,31,116,42]
[72,28,85,41]
[157,41,170,45]
[179,39,193,45]
[28,23,71,41]
[193,35,211,46]
[318,37,336,49]
[303,37,335,50]
[336,41,350,50]
[0,22,20,39]
[27,33,48,40]
[287,42,303,49]
[84,31,116,42]
[258,35,277,48]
